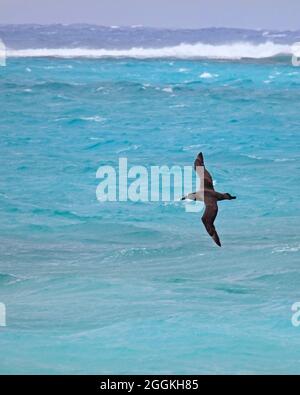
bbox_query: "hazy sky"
[1,0,299,30]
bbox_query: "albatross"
[182,152,236,247]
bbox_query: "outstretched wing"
[201,200,221,247]
[194,152,214,191]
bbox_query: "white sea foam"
[80,116,105,122]
[242,154,263,160]
[273,158,295,162]
[162,86,173,93]
[6,41,292,60]
[199,72,218,79]
[272,244,300,253]
[44,65,73,69]
[169,104,187,108]
[116,144,140,154]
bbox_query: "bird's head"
[224,193,236,200]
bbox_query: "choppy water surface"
[0,26,300,373]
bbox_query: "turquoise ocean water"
[0,26,300,373]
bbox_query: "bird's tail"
[181,192,197,201]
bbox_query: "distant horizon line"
[1,23,299,32]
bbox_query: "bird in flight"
[182,152,236,247]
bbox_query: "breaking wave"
[7,41,292,60]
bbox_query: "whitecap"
[116,145,140,154]
[169,104,187,108]
[200,72,218,79]
[142,83,151,90]
[80,116,105,122]
[183,144,203,151]
[242,154,263,160]
[162,87,173,93]
[7,42,292,60]
[272,244,300,253]
[200,72,213,79]
[44,64,73,69]
[273,158,295,162]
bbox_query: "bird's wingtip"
[212,232,221,247]
[194,152,204,168]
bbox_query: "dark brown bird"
[182,152,236,247]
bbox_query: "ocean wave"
[0,273,24,285]
[162,86,173,93]
[272,244,300,253]
[6,41,292,60]
[78,116,105,123]
[199,72,218,79]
